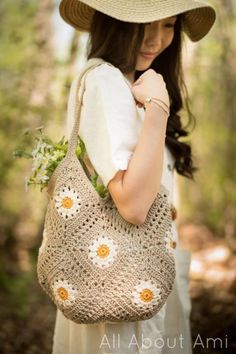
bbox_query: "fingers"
[133,77,142,86]
[137,102,144,108]
[134,98,144,108]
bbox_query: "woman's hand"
[131,69,170,111]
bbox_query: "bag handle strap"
[47,58,128,197]
[66,58,113,158]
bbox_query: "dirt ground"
[180,223,236,354]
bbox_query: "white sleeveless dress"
[52,62,193,354]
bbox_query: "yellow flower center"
[97,244,110,258]
[61,197,73,209]
[140,289,154,303]
[57,287,69,300]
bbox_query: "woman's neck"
[124,71,135,85]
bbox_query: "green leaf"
[13,150,32,159]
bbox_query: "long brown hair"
[87,11,198,179]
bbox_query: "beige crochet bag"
[37,58,176,324]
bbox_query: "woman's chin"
[136,58,154,71]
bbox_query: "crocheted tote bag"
[37,58,176,324]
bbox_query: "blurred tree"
[179,0,236,242]
[0,0,54,313]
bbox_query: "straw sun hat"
[59,0,216,42]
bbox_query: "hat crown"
[60,0,216,42]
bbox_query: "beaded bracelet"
[144,97,169,115]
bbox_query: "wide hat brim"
[59,0,216,42]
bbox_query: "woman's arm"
[108,103,168,225]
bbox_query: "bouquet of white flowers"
[14,127,108,198]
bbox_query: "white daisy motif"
[39,228,48,255]
[54,186,82,220]
[131,280,161,307]
[88,235,118,268]
[52,280,78,307]
[164,230,176,253]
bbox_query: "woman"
[53,1,216,353]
